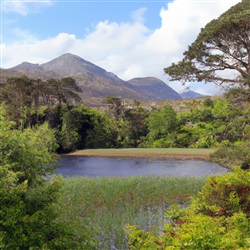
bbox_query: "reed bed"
[58,176,206,249]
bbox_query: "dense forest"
[0,0,249,249]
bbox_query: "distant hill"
[128,77,182,100]
[1,53,183,104]
[180,90,205,99]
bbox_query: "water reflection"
[56,156,228,177]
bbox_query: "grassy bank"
[67,148,214,160]
[58,175,207,249]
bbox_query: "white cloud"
[11,28,38,42]
[2,0,53,16]
[2,0,241,94]
[1,33,77,67]
[195,84,225,97]
[131,7,147,23]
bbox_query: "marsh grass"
[58,176,206,249]
[68,148,214,158]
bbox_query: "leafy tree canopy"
[0,75,82,106]
[0,75,82,127]
[146,105,177,147]
[164,0,250,90]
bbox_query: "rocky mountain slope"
[128,77,182,100]
[1,53,183,104]
[180,90,205,99]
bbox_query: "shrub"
[192,167,250,216]
[127,168,250,249]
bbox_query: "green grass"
[68,148,214,158]
[58,176,207,249]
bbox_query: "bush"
[127,168,250,249]
[192,167,250,216]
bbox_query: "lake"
[56,156,228,177]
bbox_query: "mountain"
[128,77,182,100]
[11,62,42,70]
[42,53,113,78]
[1,53,183,104]
[180,90,205,99]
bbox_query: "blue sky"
[3,1,164,42]
[1,0,241,95]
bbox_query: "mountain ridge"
[2,53,185,103]
[128,77,182,101]
[180,90,205,99]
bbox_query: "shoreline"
[66,148,213,160]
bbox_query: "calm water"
[56,156,228,177]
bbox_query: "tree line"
[0,74,249,168]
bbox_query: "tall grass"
[68,148,214,158]
[58,176,206,249]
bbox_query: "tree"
[203,98,214,108]
[164,0,250,91]
[0,104,91,249]
[123,107,149,147]
[58,105,101,151]
[146,105,177,147]
[211,141,250,169]
[0,76,82,127]
[43,77,82,106]
[0,76,40,126]
[104,96,125,120]
[86,114,117,148]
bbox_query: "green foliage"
[152,136,175,148]
[203,98,214,108]
[192,167,250,216]
[54,95,250,154]
[51,104,116,152]
[146,105,177,146]
[126,225,159,250]
[104,96,125,120]
[86,105,149,149]
[211,141,250,168]
[0,106,58,184]
[45,77,82,105]
[0,76,82,128]
[174,97,250,150]
[56,105,86,152]
[127,168,250,249]
[86,113,120,148]
[225,87,250,105]
[122,107,149,147]
[212,99,230,120]
[0,167,65,249]
[0,104,92,249]
[1,73,249,153]
[1,75,249,156]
